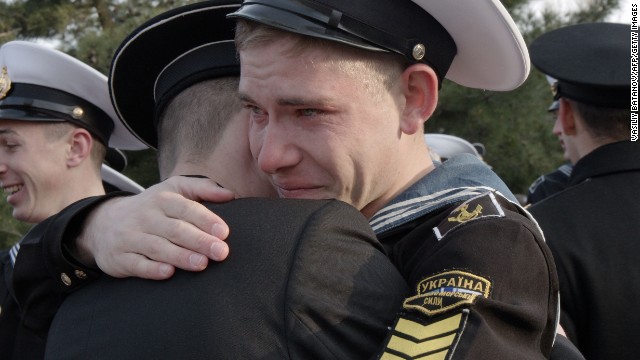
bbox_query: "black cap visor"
[230,1,388,52]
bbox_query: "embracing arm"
[72,176,234,279]
[11,176,234,340]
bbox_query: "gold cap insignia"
[0,66,12,100]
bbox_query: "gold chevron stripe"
[386,333,456,357]
[395,313,462,340]
[380,348,449,360]
[379,313,464,359]
[380,352,405,360]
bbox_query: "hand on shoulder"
[74,176,235,279]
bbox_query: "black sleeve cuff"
[44,191,133,291]
[12,192,132,334]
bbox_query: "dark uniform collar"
[569,141,640,186]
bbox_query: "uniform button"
[75,269,87,279]
[412,43,426,61]
[61,273,72,286]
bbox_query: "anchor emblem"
[448,204,483,223]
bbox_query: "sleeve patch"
[378,310,468,360]
[403,270,492,317]
[432,192,505,241]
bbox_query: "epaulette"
[432,192,505,241]
[528,175,545,194]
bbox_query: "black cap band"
[0,83,114,144]
[229,0,457,84]
[153,41,239,125]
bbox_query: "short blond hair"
[234,19,408,98]
[44,122,106,171]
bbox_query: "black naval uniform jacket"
[529,140,640,360]
[4,225,75,360]
[368,155,560,359]
[1,248,22,356]
[0,193,126,360]
[9,197,409,360]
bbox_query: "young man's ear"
[558,98,577,136]
[66,128,93,167]
[400,63,439,135]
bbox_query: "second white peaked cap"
[424,133,481,160]
[0,41,147,150]
[100,164,145,194]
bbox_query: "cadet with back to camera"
[528,22,639,360]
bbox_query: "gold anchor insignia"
[0,66,11,100]
[448,204,483,223]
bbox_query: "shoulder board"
[433,192,505,241]
[528,175,545,194]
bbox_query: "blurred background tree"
[0,0,624,249]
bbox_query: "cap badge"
[71,106,84,119]
[412,44,426,61]
[0,66,12,100]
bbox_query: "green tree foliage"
[0,201,31,249]
[0,0,622,248]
